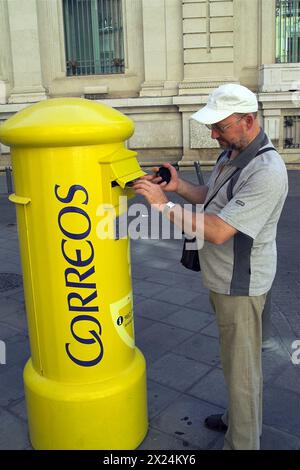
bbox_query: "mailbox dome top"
[0,98,135,147]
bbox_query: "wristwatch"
[162,201,176,216]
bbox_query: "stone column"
[140,0,183,97]
[258,0,276,66]
[7,0,47,103]
[36,0,66,87]
[0,0,13,104]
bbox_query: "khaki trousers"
[209,291,267,450]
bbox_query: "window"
[276,0,300,63]
[284,116,300,148]
[63,0,125,76]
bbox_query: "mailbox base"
[24,348,148,450]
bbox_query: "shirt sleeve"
[217,167,287,239]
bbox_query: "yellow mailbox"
[0,98,148,450]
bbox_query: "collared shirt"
[199,129,288,296]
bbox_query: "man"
[133,83,288,450]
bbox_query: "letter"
[62,239,94,267]
[54,184,88,205]
[65,266,96,289]
[292,340,300,365]
[69,314,102,344]
[0,340,6,365]
[128,203,149,240]
[150,205,160,240]
[65,315,104,366]
[96,204,116,240]
[68,291,99,312]
[58,206,91,240]
[161,209,171,240]
[117,196,129,239]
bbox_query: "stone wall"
[0,0,299,168]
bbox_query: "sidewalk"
[0,170,299,450]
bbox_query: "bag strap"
[255,146,276,157]
[205,145,276,208]
[204,168,240,209]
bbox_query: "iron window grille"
[284,116,300,148]
[63,0,125,76]
[276,0,300,63]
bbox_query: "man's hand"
[138,163,180,192]
[132,179,169,207]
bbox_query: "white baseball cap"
[191,83,258,125]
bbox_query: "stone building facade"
[0,0,299,168]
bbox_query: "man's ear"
[245,113,255,129]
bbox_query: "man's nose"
[211,128,221,139]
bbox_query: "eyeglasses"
[206,115,247,133]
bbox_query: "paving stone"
[154,287,200,307]
[134,298,180,321]
[1,239,19,250]
[136,323,193,364]
[144,270,207,293]
[188,367,228,408]
[151,394,224,449]
[5,334,30,369]
[138,426,198,450]
[142,246,180,262]
[133,295,147,305]
[2,250,21,265]
[143,270,192,287]
[185,293,214,315]
[263,386,300,437]
[261,425,300,450]
[165,260,201,278]
[271,304,299,350]
[0,408,30,450]
[164,308,213,332]
[283,314,300,340]
[209,435,224,449]
[262,340,292,383]
[136,257,176,271]
[0,365,24,406]
[147,380,181,419]
[175,332,220,367]
[5,290,25,304]
[200,319,219,338]
[1,312,28,334]
[134,316,155,334]
[3,263,21,275]
[9,398,28,421]
[0,297,24,321]
[0,322,23,342]
[132,280,166,297]
[131,265,159,281]
[148,353,211,392]
[156,239,183,251]
[273,363,300,393]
